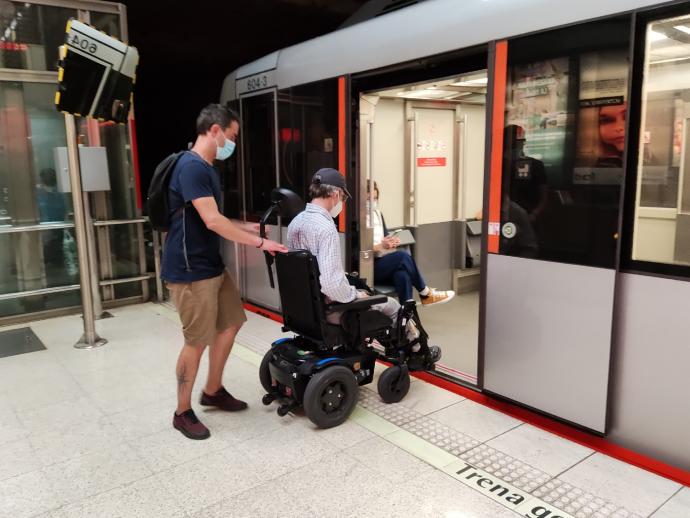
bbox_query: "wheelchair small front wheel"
[303,366,358,429]
[259,348,275,394]
[377,365,410,404]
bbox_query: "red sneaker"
[200,386,248,412]
[173,409,210,440]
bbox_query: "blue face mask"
[216,137,236,160]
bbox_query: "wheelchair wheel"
[259,348,275,394]
[377,365,410,404]
[303,366,358,429]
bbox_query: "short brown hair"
[196,104,241,135]
[309,182,340,200]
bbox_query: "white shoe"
[406,319,420,341]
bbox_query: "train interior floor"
[0,302,688,518]
[419,291,479,383]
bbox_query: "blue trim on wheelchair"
[316,357,339,367]
[272,338,292,346]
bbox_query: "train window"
[241,92,277,221]
[219,100,242,219]
[278,79,339,215]
[631,14,690,267]
[500,19,631,268]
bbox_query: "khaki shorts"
[167,270,247,346]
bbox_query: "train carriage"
[219,0,690,475]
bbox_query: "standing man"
[162,104,287,440]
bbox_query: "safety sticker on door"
[417,157,447,167]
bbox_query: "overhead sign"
[236,69,276,96]
[55,19,139,123]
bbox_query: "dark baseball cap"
[311,168,352,199]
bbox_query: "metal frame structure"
[0,0,158,326]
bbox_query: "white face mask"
[330,200,343,218]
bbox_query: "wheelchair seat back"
[275,250,341,348]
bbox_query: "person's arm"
[178,163,286,254]
[317,229,357,303]
[371,210,398,252]
[231,220,261,234]
[374,236,399,252]
[192,197,286,254]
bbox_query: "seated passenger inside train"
[287,168,442,365]
[368,180,455,306]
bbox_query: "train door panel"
[359,94,377,286]
[408,104,459,291]
[483,18,632,433]
[238,89,281,311]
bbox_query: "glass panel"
[241,92,276,221]
[89,11,120,39]
[107,224,140,279]
[0,228,79,317]
[219,100,242,219]
[114,282,141,299]
[0,289,80,319]
[278,80,339,218]
[0,80,87,317]
[0,2,76,71]
[632,13,690,266]
[40,227,79,287]
[501,21,630,268]
[77,118,137,220]
[0,81,73,226]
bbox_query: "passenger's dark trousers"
[374,251,426,303]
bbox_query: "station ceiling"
[121,0,370,69]
[119,0,370,190]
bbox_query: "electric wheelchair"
[258,188,438,429]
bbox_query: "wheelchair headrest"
[271,188,305,219]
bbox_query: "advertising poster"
[573,50,629,185]
[505,57,570,182]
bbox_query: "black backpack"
[146,151,186,232]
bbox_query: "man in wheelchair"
[287,168,441,369]
[258,169,442,429]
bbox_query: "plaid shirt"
[286,203,356,303]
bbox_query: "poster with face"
[574,50,629,185]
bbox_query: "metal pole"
[65,113,107,349]
[136,221,149,301]
[83,191,109,319]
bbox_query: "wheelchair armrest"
[326,295,388,313]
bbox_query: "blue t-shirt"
[161,151,224,283]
